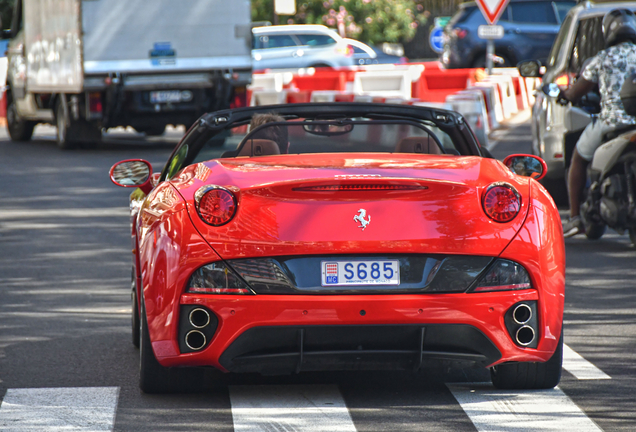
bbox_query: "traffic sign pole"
[475,0,510,74]
[486,40,494,75]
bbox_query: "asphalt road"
[0,119,635,431]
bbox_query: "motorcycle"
[542,83,636,245]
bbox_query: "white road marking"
[230,385,356,432]
[563,344,611,380]
[0,387,119,432]
[448,383,601,432]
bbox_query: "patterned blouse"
[582,41,636,126]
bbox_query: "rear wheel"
[6,91,35,141]
[55,98,102,149]
[490,330,563,390]
[139,302,176,393]
[581,208,606,240]
[139,300,207,393]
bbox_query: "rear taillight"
[554,73,572,88]
[230,86,248,109]
[89,92,102,114]
[482,183,521,223]
[187,262,254,295]
[471,259,533,292]
[195,186,237,226]
[453,28,468,39]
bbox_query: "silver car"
[252,25,356,71]
[519,1,636,202]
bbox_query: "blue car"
[441,0,575,68]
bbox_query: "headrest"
[237,139,281,157]
[394,136,442,154]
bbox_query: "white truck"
[1,0,252,148]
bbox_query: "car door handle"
[292,49,304,57]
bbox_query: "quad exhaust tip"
[515,325,535,346]
[189,308,211,329]
[185,330,207,351]
[513,303,532,325]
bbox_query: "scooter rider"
[560,8,636,237]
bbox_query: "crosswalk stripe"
[0,387,119,432]
[229,385,357,432]
[448,383,602,432]
[563,344,611,380]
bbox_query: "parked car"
[518,1,636,202]
[252,25,356,70]
[109,102,564,394]
[345,39,408,65]
[441,0,575,69]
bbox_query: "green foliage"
[252,0,431,45]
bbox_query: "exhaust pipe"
[513,303,532,325]
[185,330,207,351]
[189,308,211,328]
[515,325,535,346]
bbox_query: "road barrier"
[0,61,534,138]
[446,90,490,147]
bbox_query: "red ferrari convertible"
[110,103,565,393]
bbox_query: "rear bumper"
[151,290,560,372]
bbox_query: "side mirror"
[541,82,561,98]
[109,159,153,193]
[503,154,547,181]
[517,60,542,78]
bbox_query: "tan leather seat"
[394,136,442,154]
[237,139,281,157]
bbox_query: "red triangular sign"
[475,0,511,25]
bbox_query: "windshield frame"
[232,119,446,158]
[159,103,484,182]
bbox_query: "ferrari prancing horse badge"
[353,209,371,230]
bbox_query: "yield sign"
[475,0,510,25]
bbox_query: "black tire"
[131,279,140,349]
[55,98,76,150]
[582,211,606,240]
[55,98,102,150]
[6,91,35,141]
[629,228,636,247]
[310,63,332,69]
[139,301,176,393]
[139,300,208,393]
[490,330,563,390]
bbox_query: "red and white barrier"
[247,62,535,141]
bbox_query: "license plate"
[321,260,400,286]
[150,90,186,103]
